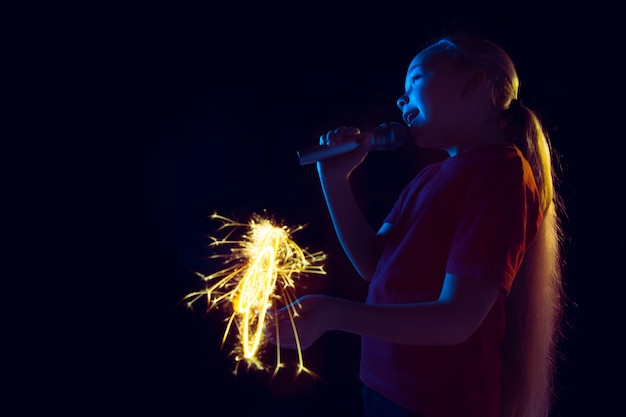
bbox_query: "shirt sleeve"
[445,159,541,294]
[383,183,408,226]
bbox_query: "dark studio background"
[6,2,624,416]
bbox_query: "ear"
[462,68,487,97]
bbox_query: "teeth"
[405,111,418,125]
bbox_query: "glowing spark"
[180,213,326,378]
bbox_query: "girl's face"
[397,49,476,154]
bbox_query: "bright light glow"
[180,213,326,378]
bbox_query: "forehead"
[407,46,453,73]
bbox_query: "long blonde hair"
[430,35,566,417]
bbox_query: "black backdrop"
[7,2,624,416]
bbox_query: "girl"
[274,35,565,417]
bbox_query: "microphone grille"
[371,122,408,150]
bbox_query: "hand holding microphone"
[297,122,408,166]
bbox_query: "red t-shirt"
[359,143,542,417]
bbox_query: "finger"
[320,126,361,147]
[332,127,360,140]
[319,132,328,146]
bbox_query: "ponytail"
[500,102,565,417]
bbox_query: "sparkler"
[180,213,326,378]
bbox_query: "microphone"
[297,122,408,165]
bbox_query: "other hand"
[269,294,334,351]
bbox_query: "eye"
[410,74,422,83]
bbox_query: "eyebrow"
[407,63,423,73]
[408,60,430,76]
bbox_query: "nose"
[397,94,408,111]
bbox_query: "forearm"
[319,174,380,280]
[274,275,499,350]
[327,296,475,345]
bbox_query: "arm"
[316,127,386,280]
[319,171,389,281]
[274,273,501,349]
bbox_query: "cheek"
[419,88,446,118]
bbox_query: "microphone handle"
[297,139,361,166]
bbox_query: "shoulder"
[458,144,530,189]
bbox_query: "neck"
[444,122,505,157]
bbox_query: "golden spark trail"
[180,213,326,377]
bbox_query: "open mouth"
[403,110,419,126]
